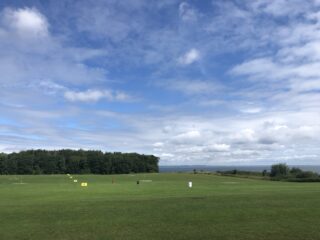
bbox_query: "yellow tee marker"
[81,182,88,187]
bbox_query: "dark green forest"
[0,150,159,175]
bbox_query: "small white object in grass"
[188,181,192,188]
[70,176,73,179]
[73,180,78,183]
[81,182,88,187]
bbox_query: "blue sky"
[0,0,320,165]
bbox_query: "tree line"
[0,149,159,175]
[269,163,320,182]
[215,163,320,182]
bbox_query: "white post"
[188,181,192,188]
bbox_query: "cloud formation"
[64,89,130,102]
[178,48,200,65]
[3,7,48,38]
[179,2,198,22]
[159,79,220,95]
[0,1,320,165]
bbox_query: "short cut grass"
[1,173,320,240]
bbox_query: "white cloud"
[38,81,66,95]
[2,102,320,165]
[72,1,147,42]
[230,6,320,100]
[230,58,281,80]
[64,89,108,102]
[240,108,262,114]
[160,79,219,95]
[231,128,256,143]
[277,41,320,62]
[179,2,198,22]
[3,7,48,38]
[250,0,309,17]
[159,153,175,159]
[153,142,164,147]
[0,7,108,86]
[232,57,320,83]
[64,89,130,102]
[207,144,230,152]
[178,48,200,65]
[114,92,131,101]
[173,130,201,143]
[289,78,320,92]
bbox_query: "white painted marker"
[188,181,192,188]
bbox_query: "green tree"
[270,163,289,178]
[289,167,303,176]
[262,169,268,176]
[0,153,7,174]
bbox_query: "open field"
[1,173,320,240]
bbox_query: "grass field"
[1,173,320,240]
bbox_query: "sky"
[0,0,320,165]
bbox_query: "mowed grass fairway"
[1,174,320,240]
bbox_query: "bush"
[262,170,268,176]
[296,171,318,179]
[286,178,320,182]
[270,164,320,182]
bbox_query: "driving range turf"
[1,173,320,240]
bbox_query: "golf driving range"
[1,173,320,240]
